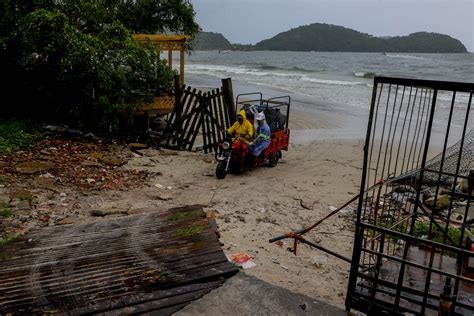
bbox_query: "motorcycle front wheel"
[216,161,228,179]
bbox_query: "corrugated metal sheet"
[0,205,237,315]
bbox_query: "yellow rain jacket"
[227,109,254,142]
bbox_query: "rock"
[424,194,451,211]
[36,177,58,192]
[99,154,126,166]
[15,161,50,174]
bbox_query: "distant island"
[191,23,467,53]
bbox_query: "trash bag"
[265,108,287,132]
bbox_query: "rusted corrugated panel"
[0,205,237,315]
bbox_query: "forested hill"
[253,23,467,53]
[191,32,233,50]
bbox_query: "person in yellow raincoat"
[226,109,254,142]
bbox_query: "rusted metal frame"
[367,83,384,188]
[425,91,456,242]
[360,222,472,258]
[415,89,432,168]
[355,279,438,314]
[393,86,413,176]
[393,87,438,313]
[359,247,473,284]
[450,90,472,313]
[405,88,424,174]
[400,87,419,176]
[380,84,398,181]
[368,232,385,311]
[420,246,436,315]
[346,79,381,312]
[186,101,204,151]
[290,234,353,264]
[387,86,407,178]
[374,76,474,93]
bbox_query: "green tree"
[0,0,199,130]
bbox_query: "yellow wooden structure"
[131,34,190,115]
[132,34,189,87]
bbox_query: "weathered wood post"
[221,78,236,122]
[174,74,184,148]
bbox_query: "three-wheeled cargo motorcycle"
[215,93,290,179]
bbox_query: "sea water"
[174,51,474,139]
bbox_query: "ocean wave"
[383,53,427,60]
[354,72,379,79]
[256,64,315,73]
[300,77,364,86]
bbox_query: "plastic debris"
[226,252,256,269]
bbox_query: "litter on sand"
[226,252,257,269]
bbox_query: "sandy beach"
[114,105,367,309]
[0,94,368,311]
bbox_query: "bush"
[0,120,38,154]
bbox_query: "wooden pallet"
[0,205,237,315]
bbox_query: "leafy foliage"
[0,0,199,131]
[0,120,39,154]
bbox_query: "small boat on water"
[219,50,231,54]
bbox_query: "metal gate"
[346,77,473,315]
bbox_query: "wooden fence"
[163,78,236,153]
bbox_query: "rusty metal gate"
[346,77,473,315]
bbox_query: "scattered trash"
[166,186,172,190]
[328,206,337,212]
[339,206,354,217]
[275,240,284,247]
[259,207,266,213]
[226,252,256,269]
[280,265,289,271]
[154,183,164,189]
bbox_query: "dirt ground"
[0,110,365,309]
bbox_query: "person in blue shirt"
[249,112,271,157]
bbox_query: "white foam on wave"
[384,54,427,60]
[187,63,364,87]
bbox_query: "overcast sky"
[191,0,474,52]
